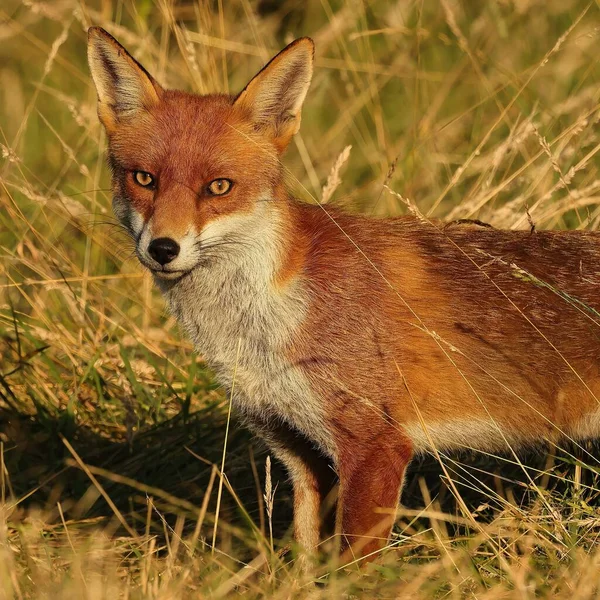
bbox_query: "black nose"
[148,237,180,266]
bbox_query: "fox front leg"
[336,430,413,562]
[253,422,337,561]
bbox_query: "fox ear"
[234,38,314,153]
[87,27,163,132]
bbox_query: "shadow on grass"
[1,404,293,555]
[2,400,599,557]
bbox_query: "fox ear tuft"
[234,38,314,153]
[87,27,162,132]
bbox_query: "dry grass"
[2,0,600,597]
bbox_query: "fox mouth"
[149,267,190,280]
[136,250,196,280]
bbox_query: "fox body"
[88,27,600,560]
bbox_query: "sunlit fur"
[89,27,600,563]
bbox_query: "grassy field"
[2,0,600,597]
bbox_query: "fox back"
[88,28,600,562]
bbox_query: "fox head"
[88,27,314,279]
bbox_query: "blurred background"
[1,1,600,597]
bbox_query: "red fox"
[88,27,600,561]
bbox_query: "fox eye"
[133,171,155,188]
[207,178,233,196]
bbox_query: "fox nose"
[148,237,180,266]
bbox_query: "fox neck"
[155,195,335,454]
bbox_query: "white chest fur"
[158,204,336,458]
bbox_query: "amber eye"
[207,178,232,196]
[133,171,155,188]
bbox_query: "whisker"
[194,236,266,252]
